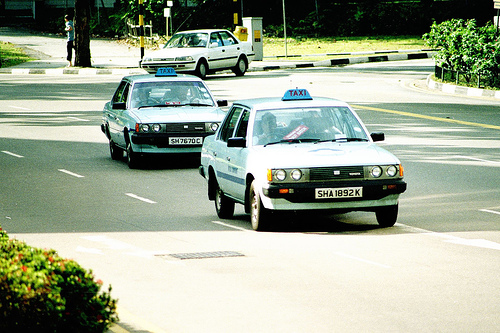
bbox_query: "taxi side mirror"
[112,102,126,110]
[227,137,246,148]
[370,132,385,142]
[217,100,228,107]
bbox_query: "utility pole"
[139,0,144,60]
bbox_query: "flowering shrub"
[423,19,500,89]
[0,227,118,332]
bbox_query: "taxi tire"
[109,140,123,160]
[126,142,140,169]
[232,57,247,76]
[249,181,270,231]
[375,204,398,227]
[215,183,235,219]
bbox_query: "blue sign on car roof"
[282,88,313,101]
[156,67,177,77]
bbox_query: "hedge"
[423,19,500,89]
[0,226,118,332]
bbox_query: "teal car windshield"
[130,81,215,109]
[252,107,369,146]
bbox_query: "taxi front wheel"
[249,181,270,231]
[215,182,235,219]
[126,142,140,169]
[375,204,398,227]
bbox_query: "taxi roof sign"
[156,67,177,77]
[282,88,313,101]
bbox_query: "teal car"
[101,68,227,168]
[200,89,407,231]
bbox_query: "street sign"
[495,0,500,9]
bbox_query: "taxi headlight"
[290,169,302,181]
[175,56,193,62]
[152,124,161,132]
[275,169,286,181]
[386,165,398,177]
[370,166,382,178]
[140,124,150,133]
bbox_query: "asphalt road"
[1,60,499,332]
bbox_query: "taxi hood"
[251,142,400,168]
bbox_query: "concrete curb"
[426,74,500,100]
[0,52,435,76]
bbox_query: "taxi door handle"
[226,156,231,161]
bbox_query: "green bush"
[423,19,500,89]
[0,227,118,332]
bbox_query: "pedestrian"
[64,15,74,67]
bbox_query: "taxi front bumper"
[263,179,407,206]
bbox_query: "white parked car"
[141,29,255,79]
[199,89,407,231]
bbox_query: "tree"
[74,0,91,67]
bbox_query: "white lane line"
[480,209,500,216]
[58,169,85,178]
[125,193,157,204]
[2,150,24,158]
[455,155,500,164]
[8,106,31,110]
[67,116,90,122]
[212,220,249,232]
[335,252,392,269]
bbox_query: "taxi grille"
[166,123,205,134]
[310,166,364,181]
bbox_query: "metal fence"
[126,19,158,45]
[435,65,500,90]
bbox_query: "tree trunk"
[74,0,91,67]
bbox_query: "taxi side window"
[235,110,250,138]
[219,106,243,142]
[112,81,130,104]
[210,33,223,47]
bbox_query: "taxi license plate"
[315,187,363,199]
[169,137,203,145]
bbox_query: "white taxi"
[199,89,407,231]
[101,68,227,168]
[140,29,255,79]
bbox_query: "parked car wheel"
[215,181,235,219]
[376,204,398,227]
[195,60,208,79]
[249,181,270,231]
[232,57,247,76]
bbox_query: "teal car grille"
[310,166,364,181]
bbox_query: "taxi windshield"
[164,33,208,48]
[252,107,369,146]
[130,81,215,109]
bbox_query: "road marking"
[8,105,31,110]
[335,252,392,269]
[351,104,500,130]
[67,116,90,122]
[455,155,500,165]
[398,223,500,251]
[2,150,24,158]
[480,209,500,216]
[125,193,157,204]
[212,220,249,232]
[58,169,85,178]
[76,246,103,255]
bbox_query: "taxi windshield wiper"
[316,137,369,143]
[185,102,213,107]
[265,138,319,146]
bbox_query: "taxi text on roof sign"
[156,67,177,77]
[282,88,313,101]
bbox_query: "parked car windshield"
[130,81,215,109]
[164,33,208,48]
[252,107,369,146]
